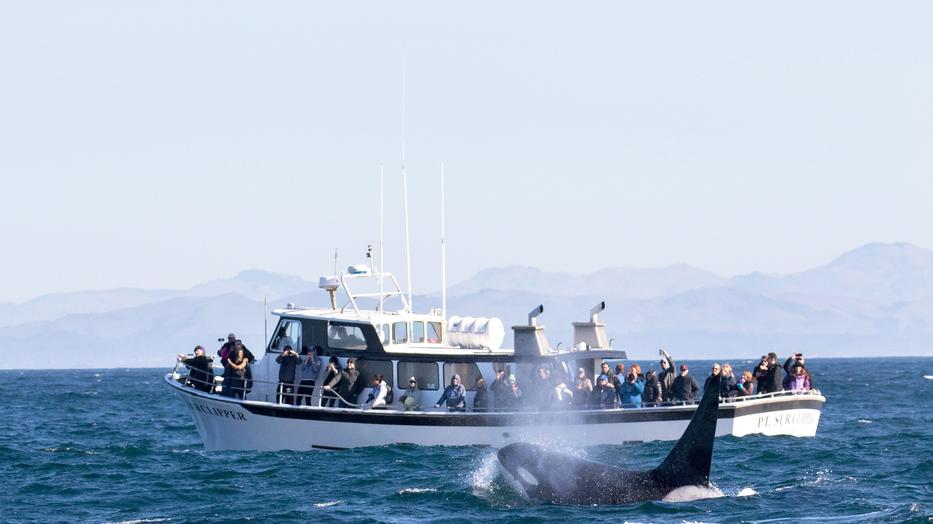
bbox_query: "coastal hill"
[1,243,931,369]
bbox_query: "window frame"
[397,361,440,391]
[443,362,483,391]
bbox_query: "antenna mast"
[441,162,447,321]
[401,67,413,313]
[379,164,384,314]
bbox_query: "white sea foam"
[398,488,437,495]
[858,419,872,424]
[661,484,724,502]
[471,451,501,492]
[736,488,758,497]
[313,501,342,508]
[104,519,171,524]
[924,375,933,380]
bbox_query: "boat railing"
[170,360,822,412]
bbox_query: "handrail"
[171,359,822,413]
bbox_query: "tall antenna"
[333,248,338,276]
[401,65,413,313]
[440,162,447,321]
[379,163,384,314]
[263,294,268,347]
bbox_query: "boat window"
[427,321,442,344]
[327,323,368,350]
[412,321,425,343]
[397,361,439,390]
[356,359,393,389]
[380,324,391,345]
[444,362,482,391]
[393,322,408,345]
[269,319,301,353]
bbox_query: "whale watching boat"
[165,263,825,451]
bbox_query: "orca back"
[651,374,721,489]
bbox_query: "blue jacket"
[620,379,645,407]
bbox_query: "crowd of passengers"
[177,338,816,411]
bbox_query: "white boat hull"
[167,374,824,451]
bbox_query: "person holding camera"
[783,353,812,389]
[658,349,677,403]
[275,345,300,404]
[752,355,771,395]
[296,346,322,406]
[619,367,645,408]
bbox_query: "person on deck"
[642,370,661,407]
[658,349,676,403]
[296,346,322,406]
[177,345,213,393]
[597,362,615,391]
[720,363,738,399]
[783,362,812,391]
[435,374,467,412]
[593,374,617,409]
[671,364,700,404]
[337,357,362,407]
[321,357,342,407]
[572,378,591,408]
[223,347,249,399]
[489,369,511,410]
[400,376,422,411]
[619,368,645,408]
[473,376,490,412]
[218,333,236,362]
[363,374,388,409]
[275,345,300,404]
[737,370,757,396]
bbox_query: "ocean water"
[1,358,931,523]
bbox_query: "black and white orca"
[496,375,721,505]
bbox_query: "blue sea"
[1,358,931,523]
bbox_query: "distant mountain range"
[1,242,931,369]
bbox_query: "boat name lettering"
[756,412,816,428]
[193,402,247,421]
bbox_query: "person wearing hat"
[337,357,362,407]
[400,376,422,411]
[593,374,617,409]
[782,361,812,391]
[296,346,323,406]
[177,345,214,393]
[671,364,700,404]
[434,374,466,412]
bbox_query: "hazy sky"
[2,1,932,303]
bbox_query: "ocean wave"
[398,488,438,495]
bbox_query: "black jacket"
[275,353,300,382]
[490,377,510,408]
[642,376,661,404]
[182,355,214,391]
[473,385,489,411]
[671,374,700,401]
[338,367,362,402]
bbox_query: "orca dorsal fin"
[652,374,720,488]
